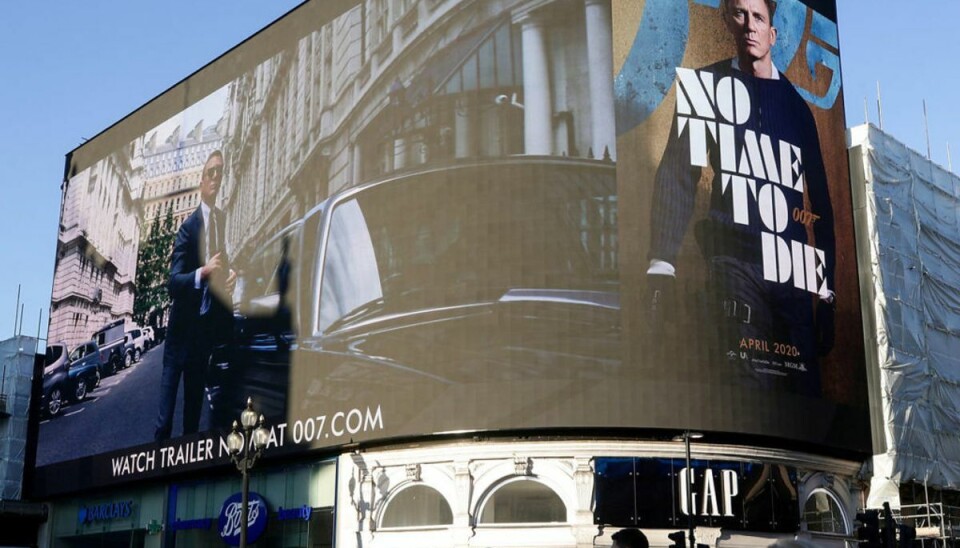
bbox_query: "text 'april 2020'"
[109,405,384,478]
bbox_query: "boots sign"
[594,458,800,533]
[218,492,268,546]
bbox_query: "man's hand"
[816,297,835,356]
[200,252,224,280]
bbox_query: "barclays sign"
[78,500,134,525]
[218,492,268,546]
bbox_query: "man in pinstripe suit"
[643,0,835,395]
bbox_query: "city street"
[36,341,200,467]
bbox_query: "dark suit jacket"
[166,206,232,353]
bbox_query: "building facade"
[141,122,223,230]
[222,0,616,268]
[35,2,870,547]
[849,124,960,541]
[48,146,142,350]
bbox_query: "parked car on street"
[41,341,102,418]
[93,319,130,375]
[41,344,69,418]
[125,328,148,362]
[122,335,136,368]
[142,327,156,351]
[67,341,103,395]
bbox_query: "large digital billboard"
[33,0,866,497]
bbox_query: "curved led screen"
[33,0,865,496]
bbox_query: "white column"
[454,101,474,158]
[352,142,363,185]
[452,460,473,547]
[573,457,598,547]
[394,137,407,171]
[519,13,553,155]
[585,0,616,161]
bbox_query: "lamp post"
[226,397,270,548]
[673,431,703,548]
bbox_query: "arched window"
[804,489,848,534]
[380,485,453,528]
[479,480,566,524]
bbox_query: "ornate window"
[803,489,848,535]
[478,480,566,524]
[380,485,453,528]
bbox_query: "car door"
[75,342,97,377]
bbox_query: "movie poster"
[615,0,863,432]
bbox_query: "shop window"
[803,490,847,535]
[172,508,333,548]
[380,485,453,528]
[479,480,566,524]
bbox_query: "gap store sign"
[594,458,799,532]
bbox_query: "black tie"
[201,209,220,316]
[209,209,220,258]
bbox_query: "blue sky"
[838,1,960,164]
[0,1,958,340]
[0,1,303,339]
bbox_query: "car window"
[318,198,384,333]
[46,345,64,364]
[239,225,301,316]
[315,166,617,333]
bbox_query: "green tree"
[133,204,178,327]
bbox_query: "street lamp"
[672,431,704,548]
[227,397,270,548]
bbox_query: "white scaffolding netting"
[852,125,960,495]
[0,336,38,501]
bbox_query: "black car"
[208,159,620,434]
[66,341,102,397]
[41,342,101,418]
[92,319,129,375]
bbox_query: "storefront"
[334,439,861,548]
[43,460,335,548]
[44,486,165,548]
[166,460,335,547]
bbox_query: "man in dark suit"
[154,150,236,441]
[644,0,835,395]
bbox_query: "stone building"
[141,122,223,229]
[222,0,616,266]
[48,145,142,350]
